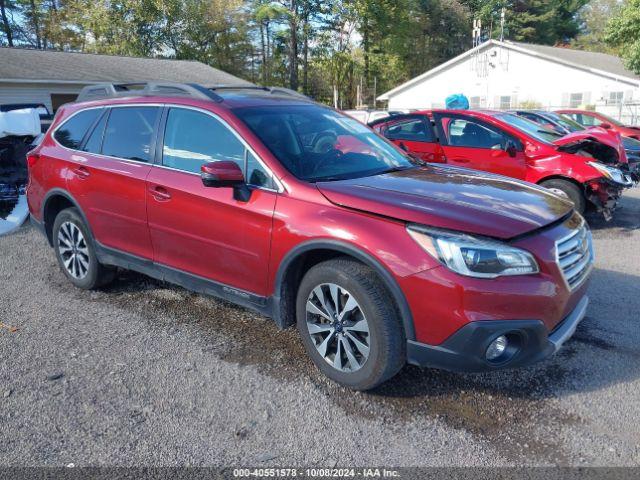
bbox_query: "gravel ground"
[0,189,639,468]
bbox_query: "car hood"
[553,130,617,148]
[553,131,627,164]
[316,165,573,239]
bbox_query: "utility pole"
[500,8,506,42]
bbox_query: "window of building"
[101,107,159,162]
[53,109,102,150]
[499,96,512,109]
[608,91,624,105]
[469,96,481,108]
[569,93,583,108]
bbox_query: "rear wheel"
[296,258,405,390]
[52,208,115,289]
[540,179,586,214]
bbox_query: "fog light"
[486,335,508,361]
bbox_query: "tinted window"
[163,108,273,188]
[385,118,434,142]
[54,109,101,149]
[234,105,413,182]
[81,112,107,153]
[442,117,510,149]
[102,107,159,162]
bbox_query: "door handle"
[149,186,172,201]
[451,158,470,163]
[72,166,90,179]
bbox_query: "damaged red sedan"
[372,110,635,219]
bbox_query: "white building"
[378,40,640,124]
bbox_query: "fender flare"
[273,239,416,341]
[41,188,94,246]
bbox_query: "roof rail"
[209,85,311,100]
[76,82,224,103]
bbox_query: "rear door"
[433,113,527,179]
[64,105,160,259]
[145,106,278,296]
[376,115,443,162]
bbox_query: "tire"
[52,207,116,289]
[296,258,405,390]
[540,179,586,214]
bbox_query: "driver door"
[433,113,526,179]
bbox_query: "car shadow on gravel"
[75,264,640,466]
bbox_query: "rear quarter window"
[53,109,102,149]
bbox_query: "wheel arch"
[537,175,586,191]
[41,189,93,247]
[272,240,416,341]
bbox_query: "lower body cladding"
[406,296,589,372]
[587,176,635,221]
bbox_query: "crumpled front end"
[586,175,635,221]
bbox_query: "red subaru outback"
[27,83,593,390]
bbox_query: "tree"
[462,0,587,45]
[572,0,623,53]
[0,0,16,46]
[606,0,640,73]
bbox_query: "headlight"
[407,226,539,278]
[587,162,629,185]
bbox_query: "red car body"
[372,109,633,216]
[557,109,640,140]
[26,86,593,388]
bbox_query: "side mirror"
[201,161,251,202]
[201,161,244,188]
[600,122,612,129]
[505,141,518,158]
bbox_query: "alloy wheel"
[305,283,370,372]
[57,221,90,280]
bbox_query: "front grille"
[556,223,593,290]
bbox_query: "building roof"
[379,40,640,101]
[508,41,640,81]
[0,47,252,86]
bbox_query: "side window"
[102,107,159,162]
[442,117,508,150]
[81,112,107,154]
[580,114,601,127]
[54,109,101,149]
[246,151,274,189]
[163,108,274,188]
[385,118,434,142]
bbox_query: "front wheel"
[540,179,586,214]
[296,258,405,390]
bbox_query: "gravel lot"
[1,189,639,468]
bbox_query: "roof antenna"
[500,7,506,42]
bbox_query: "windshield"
[234,105,414,182]
[496,113,563,143]
[593,112,624,127]
[543,112,585,132]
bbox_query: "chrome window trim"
[51,103,284,194]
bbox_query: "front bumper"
[407,295,589,372]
